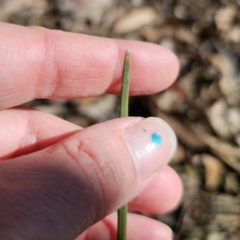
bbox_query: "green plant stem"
[117,51,131,240]
[119,52,131,118]
[117,204,128,240]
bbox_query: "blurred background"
[1,0,240,239]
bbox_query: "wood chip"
[193,127,240,173]
[225,173,240,194]
[206,98,232,139]
[155,112,206,150]
[76,95,117,121]
[171,143,187,164]
[153,89,185,113]
[113,7,158,34]
[201,154,225,191]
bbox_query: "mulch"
[1,0,240,239]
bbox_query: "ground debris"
[2,0,240,238]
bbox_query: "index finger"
[0,22,179,109]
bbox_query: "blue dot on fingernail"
[151,133,163,147]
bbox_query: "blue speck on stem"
[151,133,163,147]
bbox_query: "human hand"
[0,22,182,240]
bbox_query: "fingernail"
[122,117,177,179]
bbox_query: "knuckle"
[53,136,121,214]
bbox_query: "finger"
[129,165,183,214]
[0,109,182,213]
[0,108,81,159]
[0,117,177,239]
[77,212,172,240]
[0,22,179,109]
[0,108,182,214]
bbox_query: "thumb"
[0,117,176,240]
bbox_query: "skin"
[0,22,182,240]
